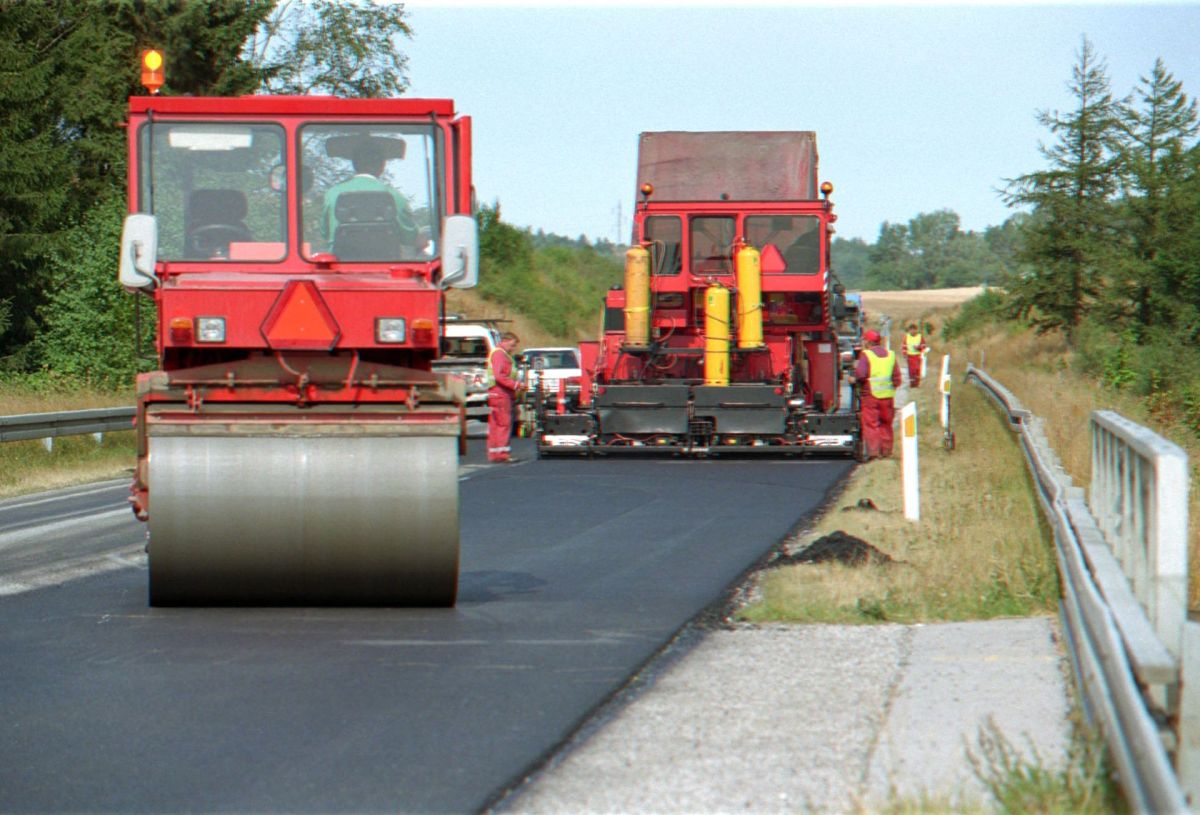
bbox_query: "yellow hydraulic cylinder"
[623,245,651,346]
[735,244,763,348]
[704,285,730,386]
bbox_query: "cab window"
[298,123,440,262]
[644,216,682,276]
[138,123,286,262]
[690,216,735,275]
[745,215,822,274]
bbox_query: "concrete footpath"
[501,618,1072,813]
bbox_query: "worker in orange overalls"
[854,329,902,459]
[902,322,928,387]
[487,332,521,463]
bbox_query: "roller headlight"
[195,317,226,343]
[376,318,407,343]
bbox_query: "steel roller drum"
[147,432,459,605]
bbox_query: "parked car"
[433,318,503,419]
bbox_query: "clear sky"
[401,1,1200,243]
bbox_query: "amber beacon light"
[140,49,165,94]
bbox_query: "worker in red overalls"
[902,322,928,387]
[854,329,902,459]
[487,332,521,463]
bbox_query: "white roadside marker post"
[902,401,919,522]
[939,354,951,429]
[939,354,955,450]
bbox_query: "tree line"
[947,37,1200,435]
[1003,37,1199,344]
[0,1,618,388]
[0,0,412,388]
[6,9,1192,411]
[477,205,623,340]
[830,210,1026,292]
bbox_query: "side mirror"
[440,214,478,289]
[119,214,158,291]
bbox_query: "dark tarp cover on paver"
[636,131,818,202]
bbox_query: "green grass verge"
[739,375,1059,625]
[0,384,136,498]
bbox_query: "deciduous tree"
[0,3,135,364]
[245,0,413,97]
[1,0,402,382]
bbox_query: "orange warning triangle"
[760,243,787,274]
[262,281,339,349]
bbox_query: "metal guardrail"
[966,363,1190,812]
[0,407,135,449]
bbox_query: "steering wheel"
[188,224,253,257]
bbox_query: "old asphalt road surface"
[0,437,851,813]
[502,619,1072,813]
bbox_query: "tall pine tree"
[1116,58,1199,336]
[1004,37,1121,339]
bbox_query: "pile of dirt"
[775,530,894,568]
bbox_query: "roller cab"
[120,96,477,605]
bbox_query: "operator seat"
[783,232,821,275]
[185,189,252,259]
[331,191,403,261]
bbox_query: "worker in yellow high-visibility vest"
[903,322,928,387]
[854,329,902,459]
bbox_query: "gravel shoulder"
[501,618,1072,814]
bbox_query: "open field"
[859,286,986,331]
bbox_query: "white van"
[434,319,502,419]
